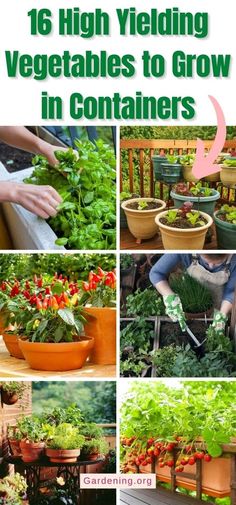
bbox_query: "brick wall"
[0,381,32,477]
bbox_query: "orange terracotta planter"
[84,307,116,365]
[20,440,45,463]
[1,390,18,405]
[2,333,25,359]
[46,448,80,463]
[18,337,94,371]
[8,438,21,457]
[155,458,231,498]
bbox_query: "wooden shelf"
[0,337,116,378]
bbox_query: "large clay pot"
[170,188,220,217]
[20,440,45,463]
[121,198,166,243]
[84,307,116,365]
[155,210,213,250]
[18,337,94,371]
[8,438,21,457]
[46,448,80,463]
[2,333,25,359]
[214,210,236,249]
[156,457,231,498]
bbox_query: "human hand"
[211,309,228,335]
[163,293,187,331]
[40,144,78,167]
[9,183,62,219]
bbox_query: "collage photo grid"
[0,125,236,505]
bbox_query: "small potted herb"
[80,422,104,440]
[81,267,116,365]
[220,157,236,187]
[7,426,22,457]
[180,154,198,183]
[17,415,49,462]
[1,382,28,405]
[46,423,85,463]
[80,437,108,461]
[152,153,166,181]
[171,182,220,216]
[121,197,166,244]
[169,273,213,318]
[214,204,236,249]
[160,155,182,184]
[155,202,213,250]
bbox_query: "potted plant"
[0,290,23,359]
[82,267,116,365]
[0,473,27,505]
[214,204,236,249]
[152,153,166,181]
[80,437,108,461]
[1,382,28,405]
[160,155,182,184]
[80,422,104,440]
[17,415,48,462]
[46,423,85,463]
[169,273,213,318]
[121,197,166,244]
[120,254,135,276]
[120,192,139,229]
[220,157,236,186]
[155,202,213,250]
[7,426,22,457]
[180,154,198,183]
[18,300,94,371]
[170,182,220,216]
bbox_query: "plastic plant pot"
[161,163,182,184]
[152,155,166,181]
[214,210,236,249]
[220,160,236,187]
[155,210,213,250]
[170,188,220,216]
[121,198,166,243]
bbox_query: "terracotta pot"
[2,333,25,359]
[1,389,19,405]
[18,337,94,371]
[84,307,116,365]
[86,452,100,461]
[8,438,21,457]
[46,448,80,463]
[121,198,166,243]
[20,440,45,463]
[182,165,199,183]
[156,457,231,498]
[155,210,213,250]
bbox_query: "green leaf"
[84,192,94,204]
[54,327,64,343]
[207,442,222,458]
[52,282,64,296]
[55,237,68,246]
[58,308,75,326]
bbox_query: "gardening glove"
[163,294,187,331]
[210,309,228,335]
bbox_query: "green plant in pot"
[180,153,198,183]
[1,381,28,405]
[18,301,94,372]
[7,426,22,457]
[152,153,166,181]
[120,254,135,274]
[171,182,220,217]
[214,204,236,249]
[80,437,108,461]
[160,155,182,184]
[0,473,27,505]
[220,157,236,187]
[46,423,85,463]
[169,273,213,317]
[121,197,166,244]
[80,422,104,440]
[17,415,49,463]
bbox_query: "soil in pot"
[1,390,19,405]
[126,201,163,210]
[46,448,80,463]
[18,336,94,371]
[20,440,45,462]
[159,215,208,229]
[2,333,25,359]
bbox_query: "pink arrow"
[192,95,226,179]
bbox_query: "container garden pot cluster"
[7,404,108,465]
[120,381,236,498]
[120,279,236,378]
[0,266,116,371]
[155,202,213,250]
[214,204,236,249]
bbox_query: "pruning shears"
[185,324,206,348]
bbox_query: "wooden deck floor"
[120,226,218,251]
[120,488,214,505]
[0,337,116,378]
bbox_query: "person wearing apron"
[149,254,236,334]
